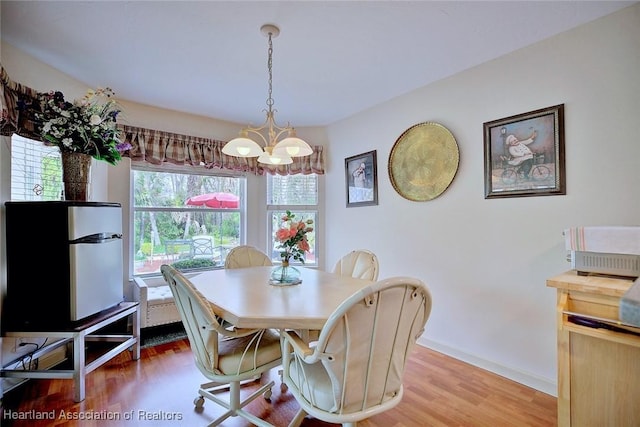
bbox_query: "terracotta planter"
[61,152,92,201]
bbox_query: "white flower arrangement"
[37,87,130,165]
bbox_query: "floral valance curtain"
[0,64,42,139]
[120,124,325,176]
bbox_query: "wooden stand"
[1,302,139,402]
[547,271,640,427]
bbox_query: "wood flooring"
[1,338,557,426]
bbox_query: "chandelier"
[222,24,312,165]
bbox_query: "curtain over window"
[0,65,41,139]
[120,124,324,176]
[0,65,325,177]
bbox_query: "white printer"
[563,226,640,327]
[564,226,640,278]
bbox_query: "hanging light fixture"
[222,24,312,165]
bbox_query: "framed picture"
[345,150,378,207]
[483,104,565,199]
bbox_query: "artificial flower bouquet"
[37,87,130,165]
[274,210,314,264]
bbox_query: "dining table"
[189,266,374,330]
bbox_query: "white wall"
[1,4,638,397]
[323,5,640,394]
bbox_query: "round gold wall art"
[388,122,459,201]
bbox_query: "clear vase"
[269,260,302,286]
[61,151,92,201]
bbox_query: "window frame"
[266,173,319,268]
[10,134,63,201]
[131,163,247,277]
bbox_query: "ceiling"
[1,1,634,127]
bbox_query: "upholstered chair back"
[282,276,432,425]
[225,245,272,269]
[160,264,282,425]
[332,249,379,281]
[160,264,280,377]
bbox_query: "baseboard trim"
[417,337,557,397]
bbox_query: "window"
[132,167,246,276]
[267,174,318,266]
[10,134,62,201]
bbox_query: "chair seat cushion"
[287,357,335,412]
[217,329,282,375]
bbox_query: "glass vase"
[269,260,302,286]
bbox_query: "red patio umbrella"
[185,192,240,209]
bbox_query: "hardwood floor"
[1,338,557,426]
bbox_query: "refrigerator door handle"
[71,232,122,244]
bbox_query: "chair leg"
[233,380,276,427]
[200,374,261,395]
[278,369,288,392]
[201,380,276,427]
[287,408,308,427]
[203,388,234,426]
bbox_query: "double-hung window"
[9,134,62,201]
[267,174,319,267]
[132,166,246,276]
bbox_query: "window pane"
[132,169,244,276]
[10,135,63,201]
[267,174,317,205]
[133,170,243,208]
[269,210,317,266]
[267,174,319,267]
[132,210,240,275]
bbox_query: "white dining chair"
[225,245,273,269]
[332,249,379,281]
[281,276,432,427]
[160,264,282,426]
[302,249,381,342]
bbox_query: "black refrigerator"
[3,201,124,331]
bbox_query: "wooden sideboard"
[547,271,640,427]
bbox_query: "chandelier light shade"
[222,24,312,166]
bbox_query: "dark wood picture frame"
[345,150,378,207]
[483,104,565,199]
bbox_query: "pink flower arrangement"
[274,210,314,264]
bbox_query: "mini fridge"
[3,201,124,331]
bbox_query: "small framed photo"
[345,150,378,207]
[483,104,565,199]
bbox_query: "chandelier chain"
[266,32,274,111]
[222,23,311,165]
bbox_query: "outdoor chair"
[192,235,215,259]
[160,264,282,426]
[224,245,272,269]
[281,276,432,427]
